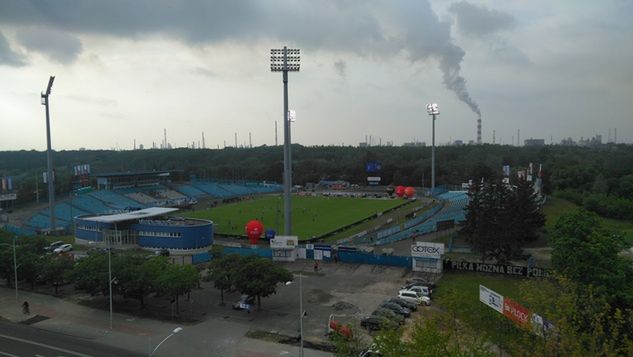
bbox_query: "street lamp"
[426,103,440,195]
[0,237,18,301]
[149,327,183,356]
[286,273,304,357]
[271,47,300,235]
[41,76,56,231]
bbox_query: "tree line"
[2,144,633,215]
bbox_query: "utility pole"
[271,47,300,235]
[41,76,56,231]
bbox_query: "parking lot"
[191,260,429,346]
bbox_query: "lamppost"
[0,237,18,301]
[149,327,183,356]
[270,47,300,235]
[286,273,304,357]
[41,76,56,231]
[426,103,440,195]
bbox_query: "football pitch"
[185,194,406,240]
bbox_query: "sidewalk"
[0,287,332,357]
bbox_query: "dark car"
[372,308,405,325]
[232,294,255,310]
[360,316,394,331]
[386,297,417,311]
[404,277,437,289]
[379,302,411,317]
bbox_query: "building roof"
[83,207,179,223]
[92,170,181,178]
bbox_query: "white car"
[398,290,431,306]
[406,285,431,297]
[53,243,73,254]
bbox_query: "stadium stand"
[173,184,207,198]
[90,190,143,209]
[190,181,235,198]
[125,192,158,205]
[71,194,113,214]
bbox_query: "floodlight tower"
[271,47,300,235]
[426,103,439,195]
[41,76,56,231]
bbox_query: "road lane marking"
[0,334,93,357]
[0,351,19,357]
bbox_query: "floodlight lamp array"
[270,48,301,72]
[426,103,440,115]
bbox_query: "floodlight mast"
[41,76,56,231]
[271,47,300,235]
[426,103,439,195]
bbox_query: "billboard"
[479,285,504,314]
[365,161,382,173]
[503,297,531,327]
[411,242,444,258]
[0,177,13,192]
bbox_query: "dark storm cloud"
[0,31,26,66]
[15,27,82,63]
[0,0,480,113]
[448,1,516,38]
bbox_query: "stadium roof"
[83,207,179,223]
[92,170,182,178]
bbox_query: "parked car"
[360,315,390,331]
[398,290,431,306]
[379,302,411,317]
[401,282,433,294]
[372,308,405,325]
[45,241,64,252]
[386,297,417,311]
[232,294,255,310]
[53,243,73,254]
[405,285,431,297]
[404,277,437,289]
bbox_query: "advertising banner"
[503,297,531,327]
[480,285,504,314]
[411,242,444,258]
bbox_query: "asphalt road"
[0,320,143,357]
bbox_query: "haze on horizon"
[1,0,632,151]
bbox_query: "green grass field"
[185,195,406,240]
[543,197,633,243]
[434,272,529,353]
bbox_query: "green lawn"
[434,272,529,354]
[543,197,633,243]
[185,195,405,240]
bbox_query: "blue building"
[74,207,212,264]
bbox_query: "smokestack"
[615,128,617,143]
[202,132,206,149]
[492,130,495,144]
[164,128,167,150]
[234,132,237,147]
[275,121,278,146]
[477,116,482,144]
[249,132,252,148]
[517,129,520,146]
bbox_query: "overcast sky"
[1,0,632,151]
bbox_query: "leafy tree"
[38,254,75,294]
[115,254,170,308]
[519,276,633,356]
[330,325,365,357]
[550,209,633,308]
[155,263,199,313]
[233,255,293,309]
[203,254,243,305]
[69,253,110,296]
